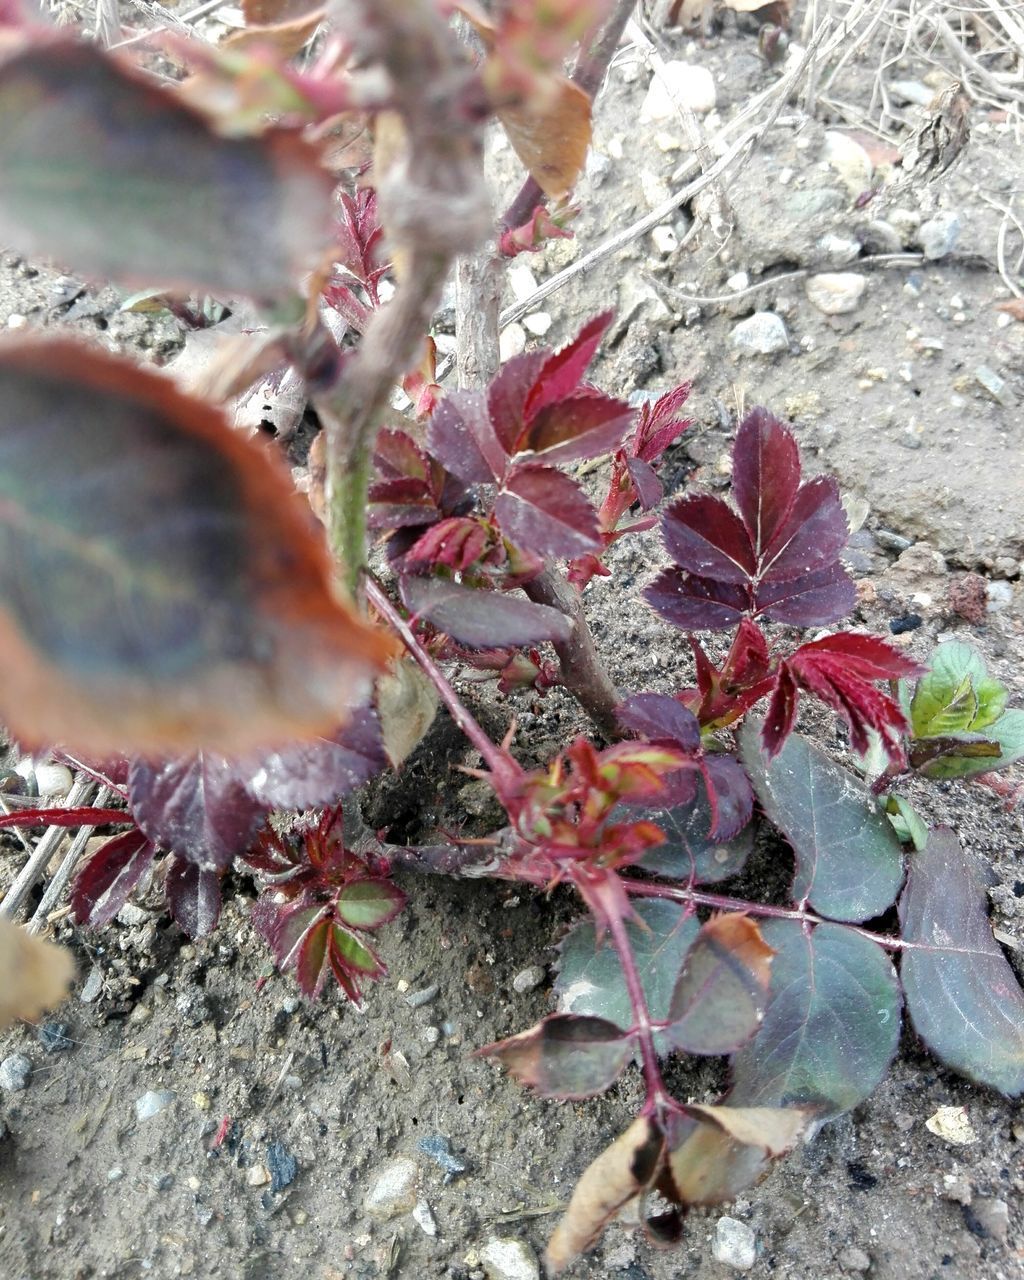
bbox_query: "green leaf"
[554,899,698,1054]
[910,641,1007,739]
[898,828,1024,1095]
[919,710,1024,779]
[886,796,929,850]
[634,789,753,884]
[479,1014,634,1099]
[335,878,405,930]
[739,721,905,922]
[0,339,391,756]
[730,920,901,1117]
[665,914,773,1055]
[0,42,334,303]
[330,924,382,977]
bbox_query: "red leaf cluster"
[646,408,855,631]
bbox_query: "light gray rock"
[823,130,873,196]
[805,272,867,315]
[640,62,716,119]
[987,580,1014,613]
[0,1054,32,1092]
[731,312,789,356]
[512,965,546,994]
[839,1244,872,1272]
[479,1236,540,1280]
[817,233,862,267]
[972,1197,1010,1244]
[973,365,1014,408]
[134,1089,176,1121]
[917,211,961,260]
[713,1216,757,1271]
[364,1156,419,1220]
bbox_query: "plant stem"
[501,0,638,231]
[601,880,673,1110]
[522,568,622,739]
[365,576,524,800]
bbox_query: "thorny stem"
[522,568,622,740]
[365,575,524,801]
[501,0,639,231]
[601,880,674,1110]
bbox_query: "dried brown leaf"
[376,658,438,769]
[664,1103,809,1205]
[223,9,325,56]
[498,77,592,200]
[546,1116,664,1274]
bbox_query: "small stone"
[512,965,546,994]
[175,988,210,1027]
[421,1025,441,1047]
[889,613,922,634]
[817,233,862,267]
[522,312,552,337]
[80,966,104,1004]
[281,996,300,1015]
[838,1245,872,1272]
[805,272,867,315]
[116,904,151,928]
[917,211,961,260]
[412,1199,438,1237]
[267,1140,298,1193]
[405,984,439,1009]
[499,323,526,362]
[507,263,538,303]
[364,1156,419,1220]
[948,573,989,624]
[731,311,789,356]
[861,220,902,254]
[107,1167,125,1183]
[973,365,1014,408]
[925,1105,977,1145]
[941,1174,973,1206]
[987,580,1014,613]
[135,1089,176,1122]
[33,762,73,797]
[650,224,678,256]
[152,1173,175,1192]
[37,1021,73,1054]
[292,1209,308,1226]
[0,1054,32,1092]
[640,62,716,121]
[992,556,1019,579]
[418,1133,468,1179]
[187,1176,202,1193]
[822,131,873,196]
[971,1197,1010,1244]
[889,79,933,106]
[7,313,28,330]
[713,1216,757,1271]
[247,1165,271,1188]
[726,271,750,292]
[479,1236,540,1280]
[876,529,913,553]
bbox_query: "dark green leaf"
[335,878,405,930]
[740,720,904,922]
[0,42,334,302]
[730,920,901,1116]
[479,1014,634,1099]
[0,340,391,755]
[898,828,1024,1095]
[635,788,753,884]
[666,914,773,1055]
[554,899,698,1054]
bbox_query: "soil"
[2,10,1024,1280]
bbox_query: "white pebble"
[134,1090,176,1121]
[499,323,527,362]
[522,312,552,337]
[364,1156,419,1220]
[805,273,867,315]
[33,762,74,798]
[507,263,538,303]
[650,225,678,256]
[731,312,789,356]
[0,1054,32,1093]
[639,62,716,121]
[7,313,28,330]
[412,1199,437,1237]
[479,1236,540,1280]
[713,1216,757,1271]
[512,965,546,994]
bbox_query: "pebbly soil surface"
[2,8,1024,1280]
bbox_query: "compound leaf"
[729,919,901,1116]
[0,340,390,755]
[494,464,600,558]
[740,721,905,922]
[480,1014,634,1099]
[898,827,1024,1095]
[0,41,334,302]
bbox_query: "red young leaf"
[644,568,749,632]
[296,913,331,996]
[426,389,501,484]
[0,339,391,755]
[0,806,131,831]
[488,350,548,457]
[521,392,636,466]
[165,856,222,938]
[495,464,601,559]
[732,406,800,554]
[764,633,923,762]
[0,41,335,301]
[698,753,754,841]
[662,495,757,584]
[625,456,663,510]
[759,475,848,583]
[242,708,386,809]
[129,754,266,871]
[373,428,434,483]
[632,383,693,463]
[71,829,156,928]
[754,562,857,627]
[525,311,613,419]
[402,517,490,573]
[400,575,573,648]
[616,693,701,752]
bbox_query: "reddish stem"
[365,576,524,801]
